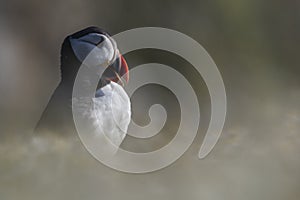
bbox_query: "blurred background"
[0,0,300,199]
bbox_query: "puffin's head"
[60,26,129,86]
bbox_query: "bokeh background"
[1,0,300,199]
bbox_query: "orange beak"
[103,54,129,85]
[119,54,129,83]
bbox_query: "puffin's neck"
[59,62,110,99]
[60,54,80,85]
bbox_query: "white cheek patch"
[70,34,115,67]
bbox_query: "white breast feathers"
[90,82,131,148]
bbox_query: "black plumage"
[35,26,118,135]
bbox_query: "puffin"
[35,27,131,146]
